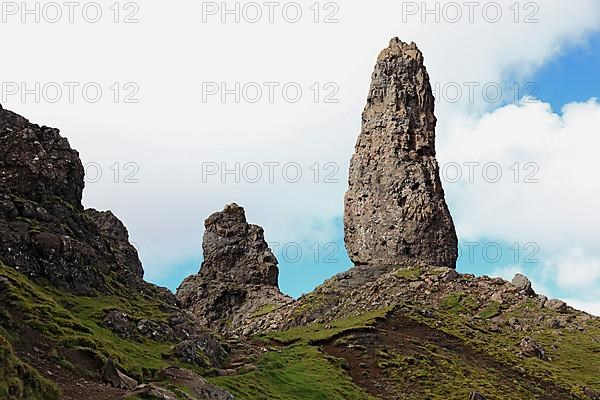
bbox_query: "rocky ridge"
[246,264,591,335]
[0,105,234,400]
[344,38,458,269]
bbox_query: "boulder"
[173,333,228,368]
[511,274,535,296]
[127,384,179,400]
[344,38,458,269]
[583,387,600,400]
[158,367,234,400]
[103,310,133,339]
[544,299,568,313]
[101,358,137,390]
[519,337,547,360]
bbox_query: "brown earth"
[323,308,577,400]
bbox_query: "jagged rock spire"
[344,38,458,268]
[176,204,291,333]
[199,203,279,286]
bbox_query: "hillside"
[0,39,599,400]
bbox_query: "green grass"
[394,267,423,281]
[440,292,480,313]
[0,335,59,400]
[0,263,205,381]
[15,217,43,234]
[477,301,503,319]
[251,304,283,318]
[408,299,600,397]
[263,307,392,344]
[211,345,376,400]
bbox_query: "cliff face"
[177,204,292,334]
[344,38,458,269]
[0,105,145,295]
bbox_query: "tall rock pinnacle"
[176,204,291,333]
[344,38,458,268]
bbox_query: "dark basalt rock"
[0,106,143,295]
[344,38,458,269]
[177,203,292,334]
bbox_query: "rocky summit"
[176,203,292,334]
[344,38,458,269]
[1,39,600,400]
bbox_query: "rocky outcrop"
[245,264,590,337]
[177,204,292,333]
[511,273,535,296]
[0,104,83,206]
[199,203,279,286]
[0,105,147,295]
[157,367,234,400]
[344,38,458,268]
[519,337,547,360]
[0,105,233,398]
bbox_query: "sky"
[1,0,599,315]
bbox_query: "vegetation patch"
[251,304,282,318]
[477,301,503,319]
[394,267,422,281]
[211,345,376,400]
[0,263,204,381]
[0,334,59,400]
[263,307,393,345]
[440,292,479,313]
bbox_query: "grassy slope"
[0,335,59,400]
[210,309,389,400]
[1,263,378,399]
[212,345,376,400]
[263,307,392,344]
[405,296,600,399]
[0,263,206,381]
[220,295,600,400]
[3,258,598,400]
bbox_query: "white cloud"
[443,99,600,250]
[444,99,600,314]
[543,249,600,292]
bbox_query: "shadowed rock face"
[0,105,145,294]
[177,204,292,334]
[200,203,279,286]
[0,105,84,207]
[344,38,458,269]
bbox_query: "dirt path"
[323,309,577,400]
